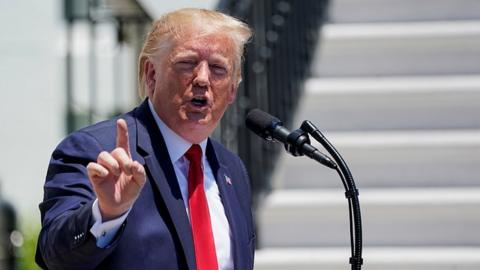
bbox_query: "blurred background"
[1,0,480,269]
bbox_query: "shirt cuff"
[90,199,130,248]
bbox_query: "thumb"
[131,161,146,187]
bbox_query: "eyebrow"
[172,50,230,65]
[172,51,197,59]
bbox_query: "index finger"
[116,119,131,158]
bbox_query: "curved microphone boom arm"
[245,109,363,269]
[301,120,363,270]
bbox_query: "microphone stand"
[284,121,363,270]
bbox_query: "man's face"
[147,30,238,143]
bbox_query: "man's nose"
[193,61,210,87]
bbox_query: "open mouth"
[191,97,208,107]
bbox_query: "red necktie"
[185,144,219,270]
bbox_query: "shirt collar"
[148,99,207,162]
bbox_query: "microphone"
[245,109,337,169]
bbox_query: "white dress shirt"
[90,100,233,269]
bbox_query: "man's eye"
[210,65,227,75]
[176,61,196,69]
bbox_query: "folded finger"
[111,147,132,175]
[87,162,109,182]
[97,151,121,176]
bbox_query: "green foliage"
[17,223,41,270]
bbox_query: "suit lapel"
[206,141,247,269]
[133,101,196,270]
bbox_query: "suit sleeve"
[36,131,123,269]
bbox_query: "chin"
[185,111,211,124]
[179,123,212,144]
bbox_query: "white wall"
[0,0,65,222]
[139,0,219,19]
[0,0,219,224]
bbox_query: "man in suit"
[36,8,254,270]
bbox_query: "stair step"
[258,188,480,247]
[273,130,480,189]
[313,21,480,77]
[328,0,480,23]
[255,247,480,270]
[294,76,480,131]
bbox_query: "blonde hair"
[137,8,252,98]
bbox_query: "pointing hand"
[87,119,146,221]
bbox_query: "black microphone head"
[245,109,282,140]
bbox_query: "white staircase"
[255,1,480,269]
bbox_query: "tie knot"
[185,144,202,163]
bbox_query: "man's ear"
[227,83,238,104]
[144,59,156,96]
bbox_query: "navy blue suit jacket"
[36,100,255,269]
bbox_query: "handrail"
[215,0,330,209]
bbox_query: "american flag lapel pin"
[225,175,232,185]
